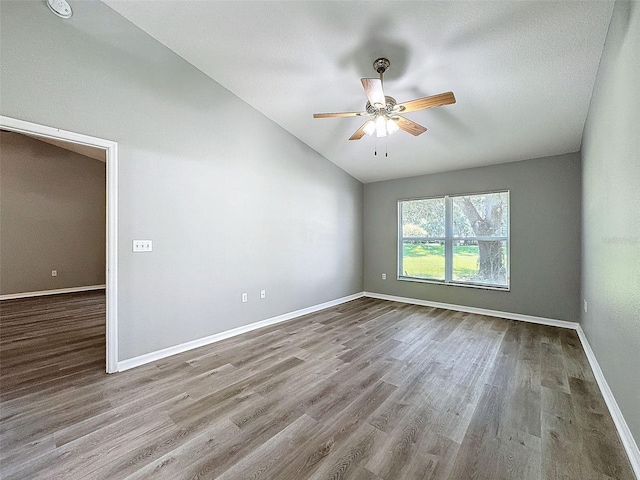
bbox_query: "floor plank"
[0,292,635,479]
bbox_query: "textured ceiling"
[104,1,614,183]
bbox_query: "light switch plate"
[133,240,153,252]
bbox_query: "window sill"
[397,275,510,292]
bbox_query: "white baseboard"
[117,292,365,372]
[0,285,106,301]
[363,292,579,329]
[575,325,640,477]
[364,291,639,477]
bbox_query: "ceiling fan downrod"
[373,58,390,85]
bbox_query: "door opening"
[0,116,119,373]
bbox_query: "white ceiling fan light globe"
[375,115,387,138]
[386,117,399,135]
[363,120,376,136]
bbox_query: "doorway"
[0,115,118,373]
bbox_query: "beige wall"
[0,131,106,295]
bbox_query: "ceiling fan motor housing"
[366,96,397,115]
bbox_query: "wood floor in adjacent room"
[0,292,634,479]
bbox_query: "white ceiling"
[104,1,614,183]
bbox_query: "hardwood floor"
[0,292,634,479]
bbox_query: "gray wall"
[364,153,581,322]
[0,1,363,360]
[581,1,640,444]
[0,132,106,295]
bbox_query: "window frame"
[397,190,510,291]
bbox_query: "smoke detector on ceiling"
[47,0,72,19]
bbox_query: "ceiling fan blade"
[394,116,427,136]
[361,78,385,107]
[313,111,367,118]
[397,92,456,113]
[349,121,370,141]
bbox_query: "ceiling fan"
[313,58,456,141]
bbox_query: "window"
[398,191,510,289]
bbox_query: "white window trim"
[397,190,510,291]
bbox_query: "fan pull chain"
[374,136,377,156]
[385,138,388,157]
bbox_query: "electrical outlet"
[242,293,248,303]
[381,273,387,280]
[51,270,57,277]
[260,289,266,299]
[584,299,588,313]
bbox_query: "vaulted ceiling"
[104,1,614,183]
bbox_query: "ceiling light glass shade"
[386,118,399,135]
[363,120,376,136]
[375,115,387,138]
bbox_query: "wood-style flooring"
[0,292,635,479]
